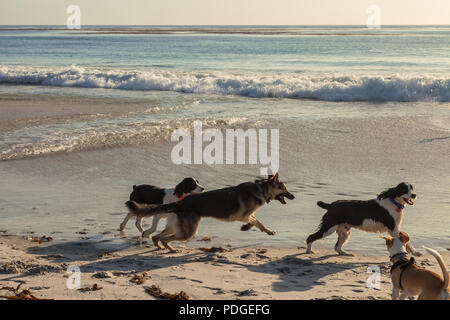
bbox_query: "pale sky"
[1,0,449,25]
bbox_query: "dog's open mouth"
[403,197,414,205]
[275,192,295,204]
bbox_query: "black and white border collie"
[306,182,421,256]
[120,177,204,236]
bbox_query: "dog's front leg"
[405,242,422,257]
[241,223,254,231]
[142,214,163,238]
[249,217,276,235]
[392,287,400,300]
[120,212,133,231]
[135,216,144,234]
[388,229,422,257]
[398,292,409,300]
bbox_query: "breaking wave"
[1,65,450,102]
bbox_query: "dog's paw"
[241,224,252,231]
[266,229,276,236]
[337,251,355,257]
[412,251,423,257]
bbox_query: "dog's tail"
[125,201,178,217]
[316,201,331,210]
[423,246,449,290]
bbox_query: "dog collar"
[390,252,407,262]
[390,256,410,273]
[389,197,404,212]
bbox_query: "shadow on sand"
[20,238,384,293]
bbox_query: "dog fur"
[125,174,294,252]
[381,232,449,300]
[306,182,420,256]
[119,177,204,235]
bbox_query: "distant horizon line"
[1,24,450,27]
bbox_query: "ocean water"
[1,25,450,100]
[0,26,449,254]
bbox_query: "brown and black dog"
[125,174,294,252]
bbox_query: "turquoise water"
[1,25,450,73]
[1,25,450,101]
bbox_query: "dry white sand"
[1,234,449,300]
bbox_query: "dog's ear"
[379,235,394,247]
[378,184,399,200]
[378,183,409,200]
[174,177,198,197]
[377,187,396,200]
[174,180,187,198]
[273,173,279,182]
[399,231,410,243]
[268,173,279,184]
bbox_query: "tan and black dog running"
[125,174,295,252]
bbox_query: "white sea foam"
[1,65,450,102]
[0,117,249,161]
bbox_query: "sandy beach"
[1,233,449,300]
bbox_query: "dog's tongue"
[275,195,287,204]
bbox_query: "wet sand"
[1,94,450,253]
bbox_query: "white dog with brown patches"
[381,231,449,300]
